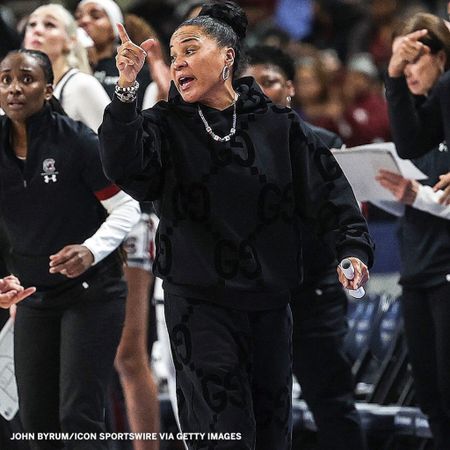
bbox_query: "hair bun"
[198,1,248,40]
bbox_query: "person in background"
[76,0,151,110]
[382,12,450,450]
[338,52,391,146]
[0,48,140,449]
[0,8,21,59]
[293,54,344,132]
[347,0,404,73]
[99,1,373,449]
[23,3,110,132]
[242,44,367,450]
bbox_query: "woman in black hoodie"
[381,13,450,450]
[99,2,374,449]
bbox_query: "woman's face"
[0,53,52,122]
[75,2,115,48]
[169,25,233,105]
[23,8,71,63]
[243,64,293,106]
[404,51,445,96]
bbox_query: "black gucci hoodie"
[100,77,374,310]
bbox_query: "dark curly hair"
[245,45,296,81]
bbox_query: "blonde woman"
[23,3,110,131]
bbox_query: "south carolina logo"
[41,158,59,183]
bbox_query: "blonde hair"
[31,4,92,74]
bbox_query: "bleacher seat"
[292,293,434,448]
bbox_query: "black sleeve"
[98,97,165,202]
[290,117,374,268]
[77,125,114,194]
[385,73,445,159]
[304,121,343,149]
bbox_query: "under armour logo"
[41,158,59,183]
[44,174,57,183]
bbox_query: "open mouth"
[7,101,25,109]
[178,76,195,91]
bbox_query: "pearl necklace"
[197,94,238,142]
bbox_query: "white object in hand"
[340,259,365,298]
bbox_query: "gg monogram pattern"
[164,293,293,449]
[99,77,374,450]
[100,77,373,311]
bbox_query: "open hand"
[376,169,419,205]
[145,38,171,101]
[49,245,94,278]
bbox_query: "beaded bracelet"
[114,80,140,103]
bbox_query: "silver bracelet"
[115,80,139,103]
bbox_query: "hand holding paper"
[331,143,427,203]
[376,170,420,205]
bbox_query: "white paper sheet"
[348,142,427,181]
[0,318,18,420]
[331,143,427,202]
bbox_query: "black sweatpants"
[402,284,450,450]
[291,285,367,450]
[14,271,126,450]
[164,293,293,450]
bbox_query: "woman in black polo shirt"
[0,49,140,449]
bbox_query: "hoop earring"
[286,95,292,107]
[222,65,230,81]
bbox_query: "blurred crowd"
[1,0,448,152]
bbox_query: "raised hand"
[49,245,94,278]
[116,22,156,87]
[388,29,429,78]
[145,38,171,101]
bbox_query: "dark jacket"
[385,73,449,159]
[99,77,374,310]
[0,104,122,292]
[385,73,450,288]
[299,123,344,288]
[399,147,450,288]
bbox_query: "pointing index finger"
[117,23,131,44]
